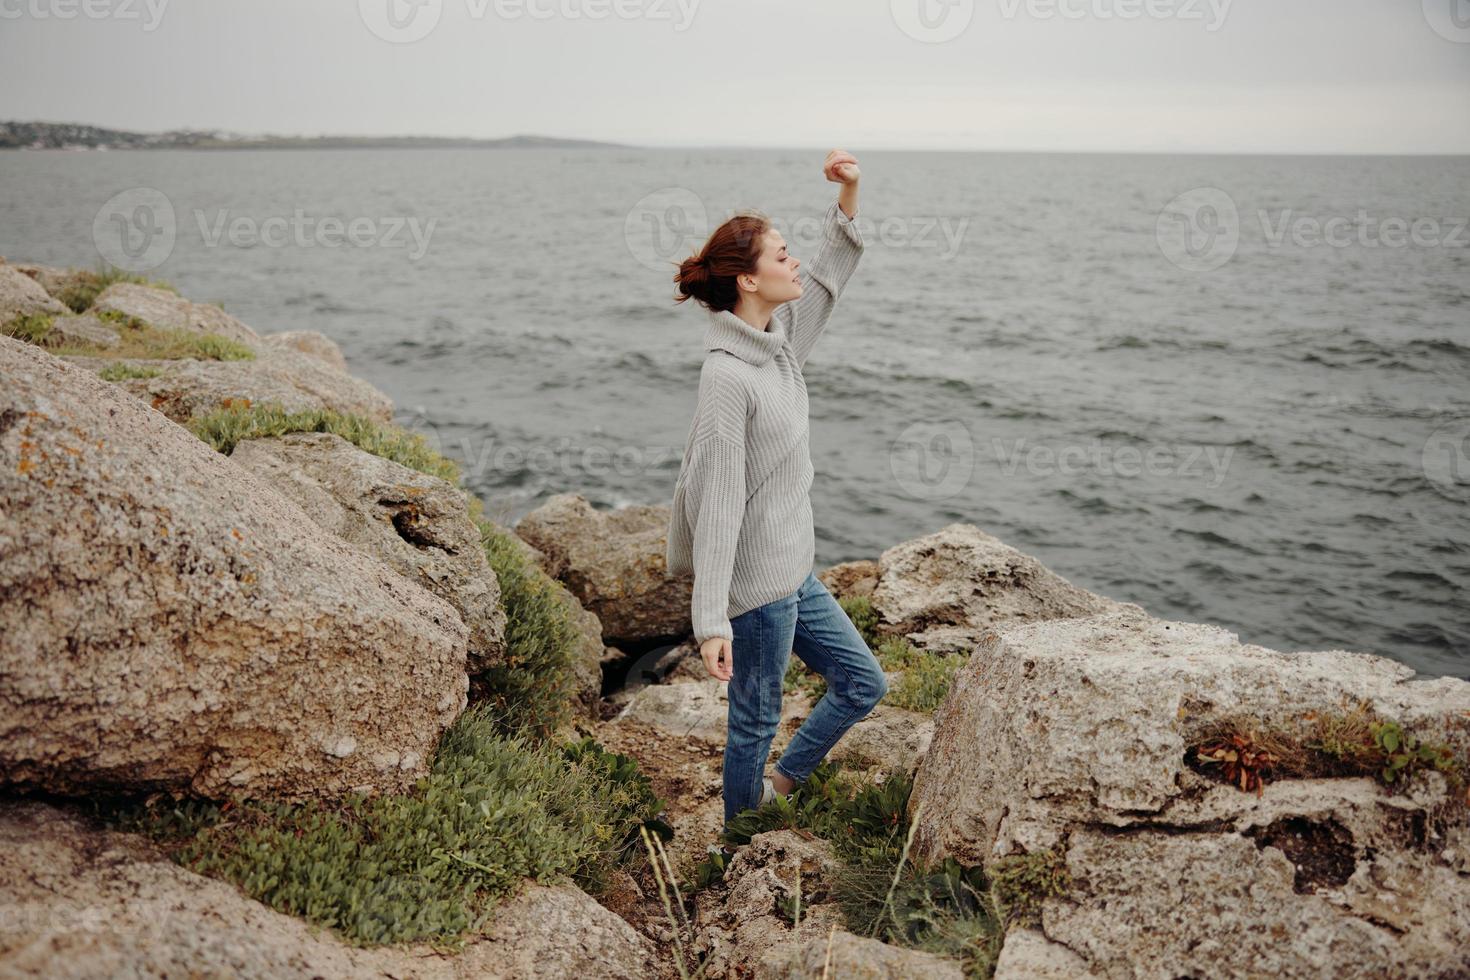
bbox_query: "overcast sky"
[1,0,1467,153]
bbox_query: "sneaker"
[758,776,788,807]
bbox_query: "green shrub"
[472,518,580,739]
[187,404,459,483]
[3,312,54,344]
[783,656,827,700]
[838,594,881,647]
[876,637,961,714]
[98,362,163,381]
[35,308,256,362]
[55,265,176,314]
[100,706,666,948]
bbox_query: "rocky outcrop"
[0,336,469,802]
[0,263,67,322]
[7,261,92,306]
[230,431,506,671]
[63,347,395,423]
[262,329,349,371]
[92,281,262,346]
[0,799,658,979]
[515,492,689,646]
[827,703,934,778]
[870,523,1138,651]
[912,605,1470,978]
[763,931,968,979]
[46,313,120,347]
[817,559,881,601]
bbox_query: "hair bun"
[675,253,710,301]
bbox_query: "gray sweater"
[665,199,865,645]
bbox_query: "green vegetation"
[99,706,666,949]
[473,517,581,738]
[4,307,255,361]
[54,265,176,314]
[688,763,1067,978]
[1189,699,1468,802]
[98,362,163,381]
[187,403,459,482]
[839,594,881,647]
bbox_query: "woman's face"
[744,228,803,305]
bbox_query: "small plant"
[838,594,881,647]
[54,265,176,314]
[783,656,827,700]
[1371,719,1459,789]
[1196,732,1277,796]
[987,848,1070,928]
[876,636,961,715]
[3,312,54,344]
[98,362,163,381]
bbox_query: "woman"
[664,149,888,832]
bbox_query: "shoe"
[758,776,788,807]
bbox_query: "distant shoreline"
[0,122,631,152]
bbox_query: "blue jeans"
[722,569,888,826]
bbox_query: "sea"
[2,147,1466,677]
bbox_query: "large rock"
[262,329,350,371]
[762,931,967,979]
[0,799,657,979]
[817,559,881,601]
[614,679,811,746]
[230,432,507,672]
[827,703,934,778]
[0,263,67,323]
[912,605,1470,978]
[46,313,120,348]
[7,261,91,306]
[62,347,395,423]
[92,281,261,346]
[0,336,468,801]
[870,523,1138,651]
[515,492,688,646]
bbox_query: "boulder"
[92,282,261,346]
[817,559,881,600]
[762,930,967,979]
[262,329,350,372]
[46,313,120,348]
[827,704,934,778]
[7,261,91,306]
[870,523,1138,651]
[61,347,395,423]
[230,431,506,671]
[0,336,468,802]
[515,492,689,646]
[614,679,811,746]
[0,264,67,323]
[912,605,1470,978]
[0,799,658,979]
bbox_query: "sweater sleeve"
[775,199,865,369]
[683,363,750,646]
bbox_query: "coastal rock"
[817,559,881,601]
[827,704,934,778]
[47,313,121,348]
[912,605,1470,978]
[870,523,1138,651]
[8,261,92,306]
[515,492,688,646]
[230,431,506,671]
[0,799,657,979]
[62,347,396,423]
[762,931,967,979]
[262,329,350,372]
[0,337,468,802]
[92,281,262,346]
[0,263,67,322]
[614,680,811,746]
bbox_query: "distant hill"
[0,121,631,151]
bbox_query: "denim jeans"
[722,569,888,826]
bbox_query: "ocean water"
[2,148,1466,677]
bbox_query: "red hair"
[672,211,771,313]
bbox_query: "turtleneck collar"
[704,308,785,367]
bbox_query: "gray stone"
[0,336,468,802]
[230,431,506,672]
[92,281,261,346]
[515,492,690,646]
[262,329,350,372]
[0,264,67,323]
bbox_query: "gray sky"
[2,0,1468,153]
